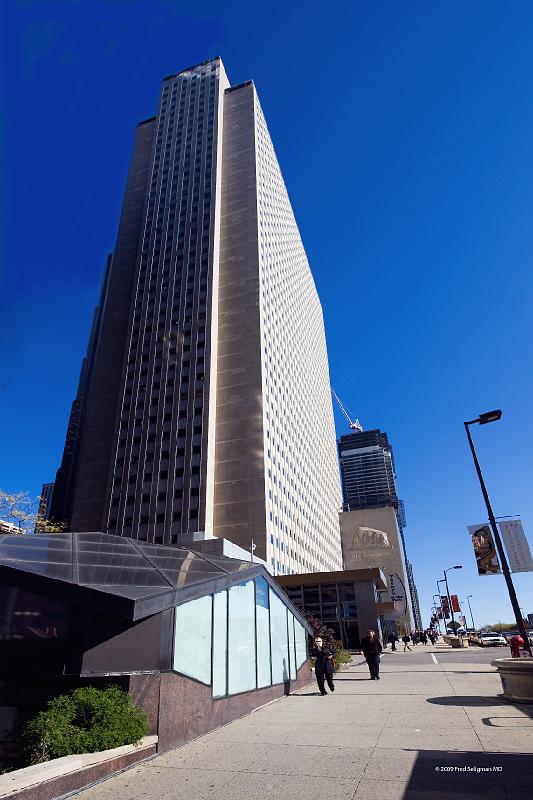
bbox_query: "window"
[295,619,307,668]
[228,580,256,695]
[212,590,227,698]
[288,613,297,680]
[269,588,289,685]
[255,577,271,688]
[173,595,212,685]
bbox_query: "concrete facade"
[214,81,343,573]
[340,506,414,632]
[50,58,343,575]
[277,568,388,649]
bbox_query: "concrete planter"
[0,736,157,800]
[492,658,533,703]
[444,636,462,648]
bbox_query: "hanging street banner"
[498,520,533,573]
[468,523,502,576]
[440,596,450,618]
[451,594,461,613]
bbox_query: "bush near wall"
[21,686,149,765]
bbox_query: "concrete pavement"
[74,645,533,800]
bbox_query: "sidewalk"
[74,651,533,800]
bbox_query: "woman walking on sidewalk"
[311,637,335,695]
[361,629,382,680]
[402,634,412,652]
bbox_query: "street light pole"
[466,595,476,631]
[432,595,443,634]
[464,412,532,657]
[437,579,448,631]
[444,566,462,633]
[431,603,442,634]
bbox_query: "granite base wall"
[2,741,157,800]
[129,662,313,752]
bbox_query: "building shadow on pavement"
[427,695,533,720]
[400,749,531,797]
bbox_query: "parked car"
[477,631,507,646]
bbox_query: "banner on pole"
[440,596,450,618]
[498,520,533,573]
[451,594,461,613]
[468,523,502,575]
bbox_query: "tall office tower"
[338,429,398,513]
[338,429,418,631]
[51,57,343,575]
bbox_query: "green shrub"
[332,639,352,670]
[21,685,150,765]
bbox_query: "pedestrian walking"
[402,634,412,652]
[411,631,418,645]
[420,631,428,645]
[361,629,383,679]
[387,632,398,651]
[311,636,335,695]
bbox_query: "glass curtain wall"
[173,576,308,697]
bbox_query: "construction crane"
[331,388,363,432]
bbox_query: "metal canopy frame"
[0,532,312,631]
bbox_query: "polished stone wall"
[129,661,312,752]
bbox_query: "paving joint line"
[349,657,396,799]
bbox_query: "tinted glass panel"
[341,602,358,620]
[302,585,319,604]
[0,585,69,640]
[320,584,338,604]
[322,605,339,621]
[338,583,356,602]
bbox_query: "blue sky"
[1,1,533,628]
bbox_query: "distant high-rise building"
[406,560,422,629]
[338,429,398,513]
[35,482,55,533]
[338,428,419,632]
[50,57,343,576]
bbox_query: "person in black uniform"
[360,629,383,679]
[311,636,335,695]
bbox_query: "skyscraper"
[50,57,343,575]
[338,429,398,513]
[338,428,420,632]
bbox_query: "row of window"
[173,577,308,697]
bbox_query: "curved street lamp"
[464,411,532,656]
[444,566,462,632]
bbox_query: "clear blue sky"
[1,1,533,628]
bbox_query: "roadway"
[379,644,509,667]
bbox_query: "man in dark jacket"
[311,637,335,695]
[360,629,382,680]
